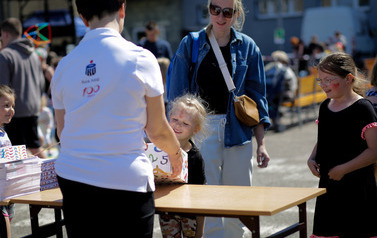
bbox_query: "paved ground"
[10,109,321,238]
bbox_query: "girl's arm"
[307,143,320,177]
[144,95,182,177]
[253,124,270,168]
[328,127,377,181]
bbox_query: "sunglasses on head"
[209,4,236,19]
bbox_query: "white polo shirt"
[51,28,163,192]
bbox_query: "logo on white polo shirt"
[85,60,96,76]
[83,84,100,97]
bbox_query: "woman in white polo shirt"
[51,0,182,237]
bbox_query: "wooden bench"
[364,57,376,77]
[281,74,327,126]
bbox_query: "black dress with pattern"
[313,99,377,238]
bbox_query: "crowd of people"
[0,0,376,237]
[290,31,350,77]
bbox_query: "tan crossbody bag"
[208,29,259,127]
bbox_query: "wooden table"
[0,200,10,238]
[10,185,325,238]
[155,184,325,237]
[10,189,64,238]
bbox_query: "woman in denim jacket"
[168,0,271,237]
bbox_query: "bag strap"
[208,29,236,92]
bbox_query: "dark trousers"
[57,176,155,238]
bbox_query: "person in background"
[51,0,182,237]
[0,18,46,158]
[366,57,377,112]
[307,52,377,237]
[35,47,55,98]
[265,50,297,132]
[307,35,319,56]
[159,94,208,238]
[157,57,171,105]
[168,0,271,237]
[334,31,347,52]
[138,21,173,60]
[290,36,309,76]
[0,85,16,238]
[37,94,54,157]
[308,43,327,68]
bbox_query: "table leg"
[298,203,307,238]
[27,205,64,238]
[29,205,42,236]
[0,211,8,238]
[239,216,260,238]
[54,208,63,238]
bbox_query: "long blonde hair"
[207,0,245,31]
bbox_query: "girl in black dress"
[307,53,377,238]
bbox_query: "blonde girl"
[159,94,208,238]
[307,52,377,237]
[0,85,15,238]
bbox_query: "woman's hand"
[145,95,182,178]
[254,124,269,168]
[256,144,270,168]
[307,158,320,178]
[169,150,183,177]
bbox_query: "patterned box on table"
[0,145,28,161]
[145,143,188,184]
[0,155,41,200]
[39,158,58,191]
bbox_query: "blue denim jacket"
[168,28,270,147]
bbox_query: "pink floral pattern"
[159,214,197,238]
[361,122,377,140]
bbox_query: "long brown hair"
[317,52,369,96]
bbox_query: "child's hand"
[307,158,320,177]
[328,165,346,181]
[169,152,183,177]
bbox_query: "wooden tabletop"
[155,184,326,216]
[8,185,326,217]
[0,200,10,206]
[10,188,62,207]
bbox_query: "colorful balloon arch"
[23,22,52,47]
